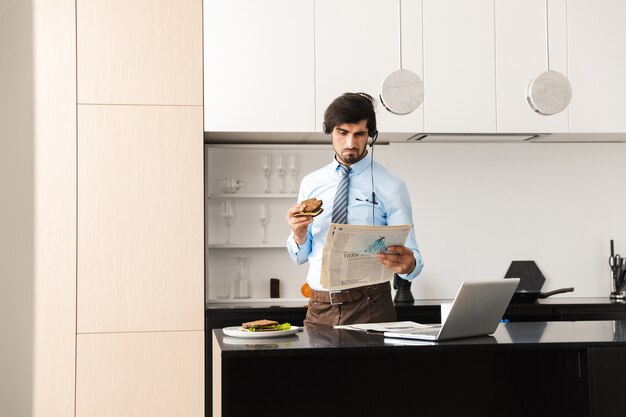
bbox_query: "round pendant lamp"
[379,0,424,115]
[526,0,572,115]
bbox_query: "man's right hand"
[286,203,314,245]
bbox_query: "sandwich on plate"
[242,319,291,332]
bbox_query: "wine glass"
[276,155,285,193]
[288,155,297,193]
[259,203,269,243]
[220,200,236,244]
[262,155,272,193]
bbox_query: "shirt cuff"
[398,255,420,281]
[286,233,300,255]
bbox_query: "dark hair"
[323,92,377,138]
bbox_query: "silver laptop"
[384,279,520,341]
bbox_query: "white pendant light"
[526,0,572,115]
[379,0,424,115]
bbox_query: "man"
[285,92,423,328]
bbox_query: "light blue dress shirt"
[286,152,424,291]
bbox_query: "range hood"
[408,133,626,143]
[408,133,544,142]
[204,131,626,144]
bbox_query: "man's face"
[331,120,369,166]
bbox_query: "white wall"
[1,0,35,415]
[377,142,626,299]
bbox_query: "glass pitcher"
[233,257,250,299]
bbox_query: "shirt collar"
[333,151,370,176]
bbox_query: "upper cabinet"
[422,0,495,133]
[495,0,568,133]
[203,0,315,132]
[77,0,202,105]
[315,0,424,135]
[202,0,626,138]
[422,0,568,134]
[568,0,626,132]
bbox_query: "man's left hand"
[376,245,416,275]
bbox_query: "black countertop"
[213,320,626,357]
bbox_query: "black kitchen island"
[205,298,626,416]
[212,320,626,417]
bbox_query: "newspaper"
[320,223,411,290]
[334,321,436,333]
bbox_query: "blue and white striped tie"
[331,164,350,224]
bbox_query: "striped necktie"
[331,164,350,224]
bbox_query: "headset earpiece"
[369,130,379,147]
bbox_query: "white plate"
[222,326,300,339]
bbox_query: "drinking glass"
[262,155,272,193]
[276,155,285,193]
[215,281,231,299]
[220,200,236,244]
[288,155,297,193]
[259,203,269,243]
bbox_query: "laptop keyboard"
[412,329,440,336]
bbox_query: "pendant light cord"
[398,0,403,70]
[545,0,550,71]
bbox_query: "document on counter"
[334,321,436,333]
[320,223,411,290]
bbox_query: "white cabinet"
[422,0,571,135]
[495,0,568,133]
[203,1,626,137]
[423,0,495,133]
[315,0,424,135]
[203,0,315,132]
[567,0,626,132]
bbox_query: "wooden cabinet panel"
[422,0,495,133]
[76,331,203,417]
[315,0,423,135]
[77,0,202,105]
[77,105,203,333]
[203,0,315,132]
[568,0,626,132]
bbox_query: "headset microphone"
[369,130,378,225]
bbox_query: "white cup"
[220,178,242,193]
[440,303,453,325]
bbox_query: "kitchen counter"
[213,321,626,417]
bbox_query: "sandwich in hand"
[293,198,323,217]
[242,319,291,332]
